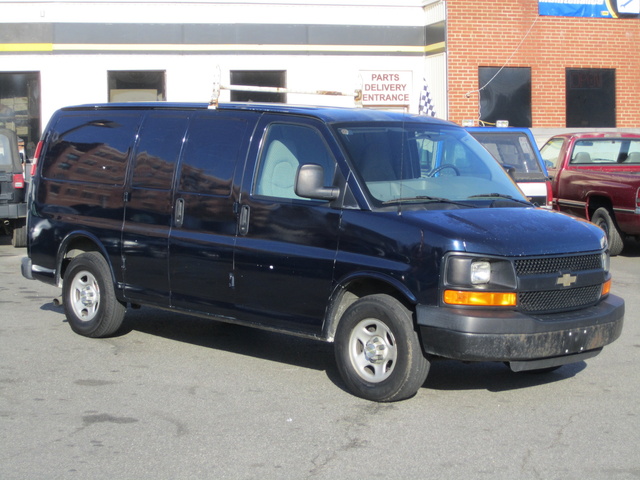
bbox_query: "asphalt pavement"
[1,234,639,479]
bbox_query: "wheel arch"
[56,231,115,287]
[323,272,417,342]
[586,194,614,220]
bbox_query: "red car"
[540,132,640,255]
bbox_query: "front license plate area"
[561,328,591,355]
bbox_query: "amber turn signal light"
[443,290,517,307]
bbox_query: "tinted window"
[42,112,140,185]
[132,113,189,189]
[178,114,248,196]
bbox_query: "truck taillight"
[30,140,43,177]
[13,173,25,189]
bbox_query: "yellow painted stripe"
[54,43,430,53]
[0,42,445,54]
[0,43,54,52]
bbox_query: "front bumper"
[417,294,624,368]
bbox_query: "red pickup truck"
[540,132,640,255]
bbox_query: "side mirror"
[295,164,339,201]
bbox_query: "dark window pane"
[0,72,41,159]
[478,67,532,127]
[566,69,615,128]
[42,113,140,184]
[230,70,286,103]
[108,70,166,102]
[179,114,248,196]
[133,113,189,189]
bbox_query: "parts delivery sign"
[361,71,412,107]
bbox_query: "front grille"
[515,254,601,275]
[518,285,602,313]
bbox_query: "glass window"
[108,71,166,102]
[132,113,189,189]
[230,71,286,103]
[42,113,140,185]
[570,138,640,165]
[0,72,41,159]
[540,138,565,169]
[178,114,248,196]
[468,131,543,174]
[0,131,16,167]
[254,123,336,199]
[478,67,531,128]
[566,69,615,128]
[335,122,525,206]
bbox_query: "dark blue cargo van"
[22,103,624,401]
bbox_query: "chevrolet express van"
[22,103,624,401]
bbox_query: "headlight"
[443,254,517,307]
[470,261,491,284]
[601,250,610,273]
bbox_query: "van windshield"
[334,122,527,206]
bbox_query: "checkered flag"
[418,79,436,117]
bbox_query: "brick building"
[445,0,640,128]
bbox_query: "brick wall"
[446,0,640,127]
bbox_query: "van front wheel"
[63,252,126,338]
[334,294,429,402]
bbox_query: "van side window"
[254,123,336,199]
[179,115,248,196]
[132,113,189,190]
[42,113,139,185]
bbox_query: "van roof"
[62,102,454,125]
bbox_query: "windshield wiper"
[467,193,532,205]
[383,196,477,207]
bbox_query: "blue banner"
[539,0,640,18]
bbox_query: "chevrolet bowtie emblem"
[557,273,577,287]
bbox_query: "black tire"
[11,219,27,248]
[62,252,126,338]
[592,207,624,256]
[334,294,430,402]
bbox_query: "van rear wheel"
[334,294,429,402]
[62,252,126,338]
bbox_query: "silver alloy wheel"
[69,269,100,322]
[348,318,397,383]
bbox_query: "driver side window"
[254,123,336,200]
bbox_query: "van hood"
[401,207,605,257]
